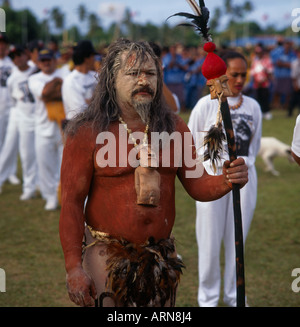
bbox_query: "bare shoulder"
[174,115,190,133]
[64,122,98,151]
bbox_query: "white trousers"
[35,126,63,202]
[0,109,18,186]
[0,111,9,154]
[196,166,257,307]
[0,108,38,194]
[19,126,37,194]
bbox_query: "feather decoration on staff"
[169,1,228,173]
[169,0,246,307]
[168,0,212,43]
[203,121,226,173]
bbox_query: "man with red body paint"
[59,39,248,307]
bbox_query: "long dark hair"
[65,38,176,136]
[221,50,248,67]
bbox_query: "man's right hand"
[66,267,97,307]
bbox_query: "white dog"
[258,137,294,176]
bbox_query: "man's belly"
[84,174,176,244]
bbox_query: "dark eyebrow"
[231,72,247,76]
[126,68,157,74]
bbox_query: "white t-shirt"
[291,58,300,89]
[0,56,15,114]
[7,65,36,129]
[188,94,262,175]
[292,114,300,157]
[62,69,97,120]
[28,68,68,137]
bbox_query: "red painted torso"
[83,120,182,244]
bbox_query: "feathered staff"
[169,0,246,307]
[172,0,211,42]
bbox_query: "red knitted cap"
[202,42,227,81]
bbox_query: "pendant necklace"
[118,116,149,147]
[118,116,160,207]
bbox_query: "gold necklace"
[229,94,243,110]
[118,116,149,147]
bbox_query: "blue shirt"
[163,53,186,85]
[270,46,296,78]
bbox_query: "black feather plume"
[168,0,211,42]
[203,122,226,174]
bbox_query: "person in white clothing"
[0,34,14,151]
[62,40,97,122]
[26,39,44,73]
[188,51,262,307]
[0,45,37,200]
[291,114,300,166]
[288,48,300,117]
[28,49,69,210]
[0,33,20,190]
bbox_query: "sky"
[8,0,300,32]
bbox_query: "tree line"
[1,0,294,48]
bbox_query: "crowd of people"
[0,34,100,210]
[1,34,299,204]
[162,39,300,120]
[0,32,299,307]
[0,34,184,211]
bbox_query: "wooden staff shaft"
[220,100,245,307]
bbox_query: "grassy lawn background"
[0,109,299,307]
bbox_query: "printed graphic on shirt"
[18,80,35,103]
[0,66,12,87]
[231,113,253,156]
[84,82,97,100]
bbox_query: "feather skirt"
[104,236,185,307]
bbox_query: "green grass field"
[0,109,299,307]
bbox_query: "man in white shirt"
[26,39,44,73]
[0,45,37,199]
[28,49,69,210]
[62,40,98,122]
[0,33,20,189]
[292,114,300,166]
[0,34,14,151]
[288,48,300,117]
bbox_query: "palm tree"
[78,4,87,21]
[87,13,100,39]
[224,0,253,21]
[77,4,87,36]
[51,7,65,35]
[210,7,222,32]
[1,0,11,7]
